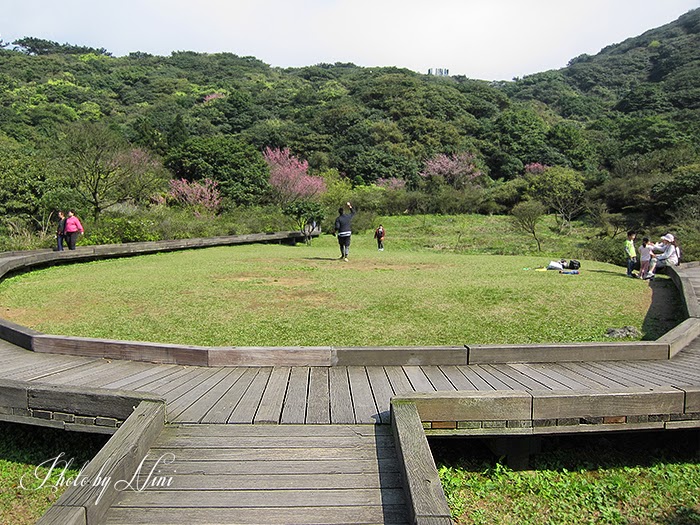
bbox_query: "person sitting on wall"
[644,233,679,279]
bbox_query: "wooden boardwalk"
[2,338,700,427]
[0,263,697,524]
[103,424,408,525]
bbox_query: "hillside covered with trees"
[1,8,699,261]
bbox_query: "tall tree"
[58,121,167,220]
[165,136,270,205]
[263,147,325,206]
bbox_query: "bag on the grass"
[568,259,581,270]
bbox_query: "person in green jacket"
[625,230,637,278]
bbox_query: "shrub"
[582,237,626,265]
[82,217,161,245]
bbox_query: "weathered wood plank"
[35,361,112,385]
[471,365,513,390]
[137,458,400,476]
[455,365,495,391]
[348,366,379,424]
[329,367,355,424]
[486,364,552,391]
[469,341,669,363]
[439,366,478,391]
[280,366,309,424]
[134,472,404,490]
[253,366,290,424]
[227,368,271,423]
[532,387,685,419]
[102,364,179,390]
[28,384,159,420]
[384,366,415,395]
[146,446,396,461]
[199,368,257,424]
[159,423,389,439]
[114,488,406,508]
[306,366,330,424]
[391,401,452,524]
[557,362,627,389]
[396,390,533,421]
[133,366,196,393]
[80,361,150,388]
[104,505,409,525]
[366,367,395,424]
[160,368,219,401]
[36,505,85,525]
[172,368,241,423]
[153,435,395,449]
[583,361,655,388]
[11,359,92,381]
[56,400,165,525]
[166,367,231,418]
[402,366,435,392]
[511,363,592,390]
[420,366,456,392]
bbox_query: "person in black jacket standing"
[56,211,67,251]
[334,202,355,261]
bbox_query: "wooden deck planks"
[366,366,395,424]
[402,366,435,392]
[103,424,408,524]
[348,366,380,424]
[329,367,355,424]
[104,506,409,525]
[228,368,272,424]
[253,366,290,424]
[306,366,331,424]
[172,368,241,423]
[280,366,309,424]
[200,368,258,424]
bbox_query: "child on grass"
[625,231,637,278]
[639,237,653,279]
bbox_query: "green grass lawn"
[0,423,107,525]
[434,431,700,525]
[0,230,680,346]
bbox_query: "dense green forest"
[1,9,699,261]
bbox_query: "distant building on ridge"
[428,68,450,76]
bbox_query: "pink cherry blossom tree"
[419,152,482,190]
[263,147,326,206]
[168,178,222,217]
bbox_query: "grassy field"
[433,431,700,525]
[0,227,681,346]
[0,423,107,525]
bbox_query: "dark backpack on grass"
[568,259,581,270]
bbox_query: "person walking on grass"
[625,230,637,278]
[334,202,355,261]
[374,224,385,251]
[64,210,84,250]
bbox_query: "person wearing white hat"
[643,233,679,279]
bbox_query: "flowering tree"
[168,178,222,217]
[524,162,548,175]
[419,152,482,190]
[375,177,406,191]
[263,147,326,206]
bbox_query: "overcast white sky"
[2,0,699,80]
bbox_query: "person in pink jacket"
[64,210,84,250]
